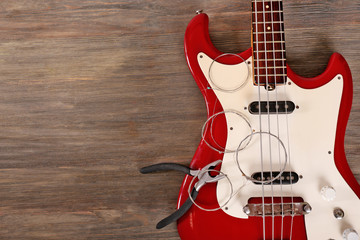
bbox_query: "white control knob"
[320,186,336,201]
[343,229,359,240]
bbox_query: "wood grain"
[0,0,358,239]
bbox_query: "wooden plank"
[0,0,358,239]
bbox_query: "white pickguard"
[198,53,360,239]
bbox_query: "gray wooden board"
[0,0,358,239]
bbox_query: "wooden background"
[0,0,358,239]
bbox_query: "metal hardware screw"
[196,9,203,14]
[333,208,345,220]
[243,206,251,215]
[303,203,312,214]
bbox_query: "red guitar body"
[176,13,360,240]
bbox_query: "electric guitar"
[176,1,360,239]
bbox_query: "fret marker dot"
[266,5,269,9]
[267,26,271,30]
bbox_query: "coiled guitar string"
[207,53,249,92]
[201,110,253,153]
[188,53,252,212]
[205,53,251,152]
[199,16,291,237]
[186,168,236,212]
[190,117,288,212]
[235,131,288,184]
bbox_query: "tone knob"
[343,229,359,240]
[320,186,336,201]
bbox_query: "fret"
[256,74,287,77]
[253,24,283,33]
[254,40,285,43]
[254,50,285,53]
[252,12,282,22]
[254,60,286,69]
[254,76,287,85]
[254,52,286,61]
[254,33,284,42]
[254,31,285,34]
[253,21,284,24]
[252,0,283,2]
[252,1,283,11]
[255,66,285,69]
[255,59,286,61]
[253,43,285,51]
[254,68,287,76]
[254,76,287,86]
[252,10,283,13]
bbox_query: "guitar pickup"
[249,101,295,114]
[251,171,299,185]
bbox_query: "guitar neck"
[252,0,287,87]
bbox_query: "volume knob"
[320,186,336,201]
[343,229,359,240]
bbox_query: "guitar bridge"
[243,202,312,217]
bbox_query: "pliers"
[140,160,225,229]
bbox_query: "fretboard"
[252,0,287,87]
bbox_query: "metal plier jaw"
[191,160,225,191]
[140,160,225,229]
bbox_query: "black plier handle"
[140,163,191,175]
[140,160,224,229]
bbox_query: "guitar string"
[259,1,290,239]
[201,109,253,154]
[276,2,285,238]
[253,0,267,239]
[268,0,286,239]
[264,1,290,239]
[270,1,286,238]
[274,0,297,239]
[206,53,250,153]
[210,98,222,152]
[260,0,275,238]
[265,0,280,239]
[259,0,276,239]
